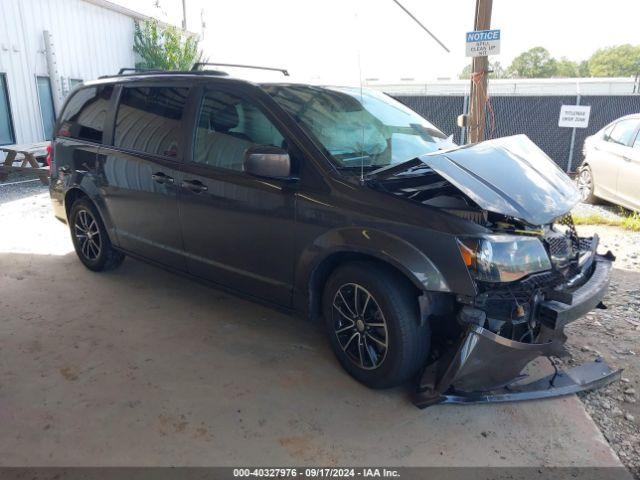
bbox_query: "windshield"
[263,85,454,169]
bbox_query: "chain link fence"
[387,79,640,172]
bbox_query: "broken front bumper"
[414,254,621,408]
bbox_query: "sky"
[114,0,640,85]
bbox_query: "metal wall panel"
[0,0,135,145]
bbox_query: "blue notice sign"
[465,29,501,57]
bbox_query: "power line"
[391,0,450,53]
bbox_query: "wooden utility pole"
[467,0,493,143]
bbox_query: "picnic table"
[0,142,50,185]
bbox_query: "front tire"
[322,261,430,389]
[577,165,598,204]
[69,198,124,271]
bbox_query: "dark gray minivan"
[49,67,618,407]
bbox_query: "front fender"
[295,227,450,312]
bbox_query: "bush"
[133,19,205,71]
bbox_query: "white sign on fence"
[558,105,591,128]
[465,29,501,57]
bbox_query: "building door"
[36,76,56,140]
[0,74,15,145]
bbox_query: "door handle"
[152,172,174,184]
[181,179,208,193]
[59,165,71,174]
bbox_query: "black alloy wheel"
[74,209,102,261]
[323,261,430,389]
[332,283,388,370]
[69,198,125,271]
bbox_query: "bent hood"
[419,135,581,226]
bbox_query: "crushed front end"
[364,135,622,407]
[414,215,621,408]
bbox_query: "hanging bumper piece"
[414,254,621,408]
[414,324,621,408]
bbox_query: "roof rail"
[98,67,229,79]
[117,67,165,75]
[192,62,289,77]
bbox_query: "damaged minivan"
[49,67,620,407]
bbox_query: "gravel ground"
[565,223,640,478]
[0,174,47,204]
[572,202,628,222]
[1,175,638,474]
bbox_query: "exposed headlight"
[457,235,551,283]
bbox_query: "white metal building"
[0,0,152,148]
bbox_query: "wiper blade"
[336,164,379,169]
[365,157,425,180]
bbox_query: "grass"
[572,208,640,232]
[622,212,640,231]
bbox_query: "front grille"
[546,234,572,258]
[543,214,581,269]
[579,237,593,251]
[474,271,565,342]
[557,214,580,253]
[470,215,591,342]
[476,270,564,320]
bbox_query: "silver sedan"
[577,113,640,212]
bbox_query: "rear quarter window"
[57,85,114,143]
[114,86,189,158]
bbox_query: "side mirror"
[244,145,292,179]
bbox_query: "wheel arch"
[578,160,593,174]
[294,227,451,322]
[64,186,118,245]
[64,187,89,218]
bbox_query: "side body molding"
[294,227,450,314]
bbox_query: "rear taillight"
[46,143,53,167]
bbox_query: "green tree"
[133,19,205,71]
[458,64,472,80]
[507,47,558,78]
[587,44,640,77]
[458,61,507,79]
[578,60,590,77]
[554,57,579,77]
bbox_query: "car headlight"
[457,235,551,283]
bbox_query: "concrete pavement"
[0,190,627,468]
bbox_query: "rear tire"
[322,261,430,389]
[577,165,598,204]
[69,198,124,271]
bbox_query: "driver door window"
[193,90,285,171]
[180,88,295,305]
